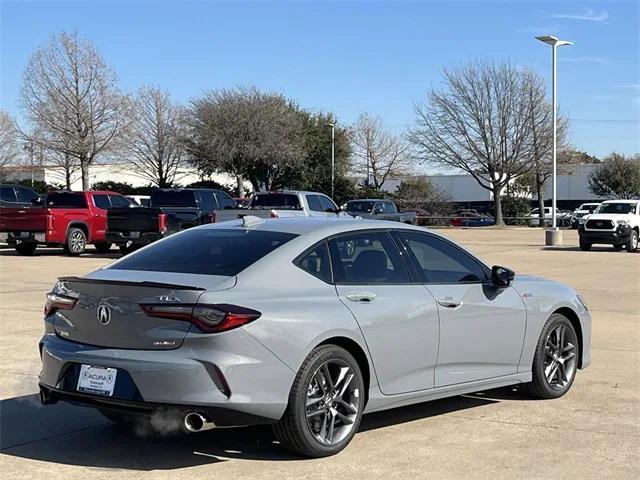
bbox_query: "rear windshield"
[46,192,87,208]
[346,201,375,213]
[151,190,197,208]
[110,228,298,276]
[250,193,301,210]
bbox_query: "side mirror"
[491,265,515,287]
[31,197,43,206]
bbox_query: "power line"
[568,118,640,124]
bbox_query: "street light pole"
[535,35,572,246]
[326,123,335,200]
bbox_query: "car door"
[396,231,526,387]
[92,194,111,239]
[318,195,339,217]
[330,230,439,395]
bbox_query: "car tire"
[523,313,579,399]
[94,242,112,253]
[14,242,37,256]
[579,239,591,251]
[626,229,638,253]
[273,345,364,458]
[64,228,87,256]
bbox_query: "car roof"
[203,216,429,239]
[253,190,324,196]
[347,198,387,202]
[600,199,637,203]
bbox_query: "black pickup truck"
[106,188,236,253]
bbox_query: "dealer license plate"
[129,231,140,239]
[77,364,117,396]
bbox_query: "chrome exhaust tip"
[184,412,215,432]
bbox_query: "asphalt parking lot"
[0,228,638,479]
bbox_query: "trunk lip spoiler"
[57,276,206,291]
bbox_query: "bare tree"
[408,62,541,225]
[525,77,569,223]
[187,86,304,191]
[0,111,20,175]
[126,86,186,187]
[351,113,411,190]
[20,31,124,190]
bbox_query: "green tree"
[91,181,135,195]
[393,177,451,215]
[588,153,640,199]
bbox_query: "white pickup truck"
[529,207,571,227]
[213,190,349,222]
[578,199,639,252]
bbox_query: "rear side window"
[151,190,197,207]
[93,194,110,209]
[295,241,332,283]
[46,193,87,208]
[250,194,301,210]
[215,191,237,209]
[197,191,217,212]
[109,195,131,207]
[110,229,298,276]
[0,187,17,203]
[329,231,410,284]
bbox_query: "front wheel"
[273,345,364,458]
[523,313,579,399]
[579,238,592,251]
[626,229,638,252]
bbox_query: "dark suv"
[0,184,41,208]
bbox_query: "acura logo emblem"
[97,304,111,325]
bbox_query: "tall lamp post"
[326,123,335,200]
[535,35,572,246]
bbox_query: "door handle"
[345,292,377,303]
[437,297,462,308]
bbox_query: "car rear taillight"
[46,214,54,231]
[270,210,279,218]
[140,303,261,333]
[44,293,77,316]
[209,211,216,223]
[158,213,167,233]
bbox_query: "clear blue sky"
[1,0,638,162]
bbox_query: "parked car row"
[0,186,419,256]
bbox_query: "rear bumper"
[0,231,46,244]
[38,330,295,425]
[105,231,165,246]
[578,225,631,244]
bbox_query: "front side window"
[17,187,39,203]
[215,191,236,209]
[329,231,410,284]
[345,201,374,213]
[306,195,323,212]
[46,192,87,208]
[399,231,487,284]
[318,195,338,212]
[0,187,17,203]
[110,229,297,276]
[93,194,111,209]
[295,241,332,283]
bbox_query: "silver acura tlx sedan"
[39,217,591,457]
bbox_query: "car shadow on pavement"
[0,390,506,468]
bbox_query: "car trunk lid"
[51,272,235,350]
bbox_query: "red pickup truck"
[0,190,131,256]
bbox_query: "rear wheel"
[523,313,579,399]
[14,242,37,256]
[64,228,87,256]
[273,345,364,458]
[94,242,112,253]
[626,229,638,252]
